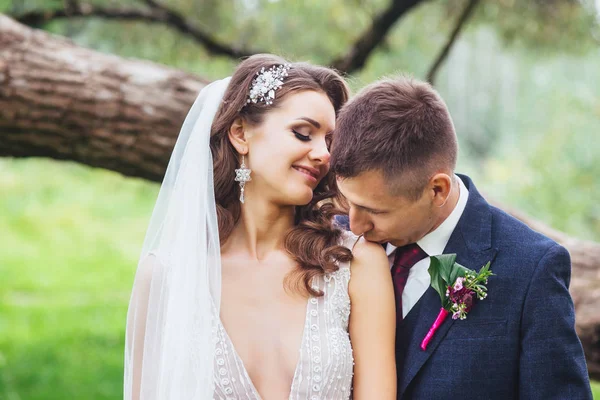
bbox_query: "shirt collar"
[386,175,469,256]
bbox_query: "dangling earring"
[235,154,252,204]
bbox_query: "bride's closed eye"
[292,129,311,141]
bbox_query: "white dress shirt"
[386,176,469,319]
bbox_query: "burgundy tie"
[391,243,428,321]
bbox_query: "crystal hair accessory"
[247,64,291,106]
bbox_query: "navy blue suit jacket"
[339,174,592,399]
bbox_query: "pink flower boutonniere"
[420,254,494,351]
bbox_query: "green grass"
[0,158,598,398]
[0,158,157,399]
[593,381,600,399]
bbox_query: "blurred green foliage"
[0,159,157,399]
[1,0,599,398]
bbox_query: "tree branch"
[12,1,258,59]
[13,0,429,75]
[426,0,480,84]
[330,0,426,74]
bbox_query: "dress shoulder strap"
[336,231,362,273]
[339,230,362,251]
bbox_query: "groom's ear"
[228,117,249,154]
[430,173,452,207]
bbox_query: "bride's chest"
[219,259,352,332]
[220,259,304,328]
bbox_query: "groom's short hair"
[330,76,458,201]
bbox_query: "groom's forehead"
[336,170,387,190]
[337,174,394,204]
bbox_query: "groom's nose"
[349,208,373,236]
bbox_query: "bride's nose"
[308,137,331,165]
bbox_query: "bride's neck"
[224,198,295,261]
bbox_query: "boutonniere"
[420,254,494,351]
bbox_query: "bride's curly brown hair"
[210,54,353,297]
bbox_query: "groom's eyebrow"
[353,202,386,213]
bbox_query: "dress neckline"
[217,296,311,400]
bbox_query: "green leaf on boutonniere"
[434,253,457,283]
[428,254,471,309]
[428,254,455,306]
[449,261,470,286]
[428,256,445,304]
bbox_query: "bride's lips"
[292,165,320,183]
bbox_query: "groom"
[330,77,592,399]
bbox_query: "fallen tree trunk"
[0,14,206,181]
[1,14,599,379]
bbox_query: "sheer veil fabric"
[124,78,231,400]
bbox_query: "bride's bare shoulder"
[348,237,389,279]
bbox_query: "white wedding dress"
[212,232,359,400]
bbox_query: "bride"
[124,54,396,400]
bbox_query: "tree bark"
[1,15,599,379]
[0,14,206,182]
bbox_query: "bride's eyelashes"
[292,129,311,142]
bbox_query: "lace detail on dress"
[213,231,359,400]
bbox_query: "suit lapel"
[398,175,499,397]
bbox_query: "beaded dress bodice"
[213,232,358,400]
